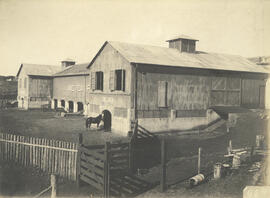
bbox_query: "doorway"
[54,99,58,109]
[68,101,74,112]
[78,102,84,112]
[102,110,112,131]
[61,100,65,108]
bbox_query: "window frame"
[95,71,104,91]
[114,69,125,91]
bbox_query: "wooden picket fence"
[0,132,78,181]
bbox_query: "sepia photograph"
[0,0,270,197]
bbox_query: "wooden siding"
[136,71,211,111]
[29,78,53,98]
[17,68,28,98]
[86,43,132,133]
[241,78,265,108]
[53,75,88,103]
[210,77,241,106]
[176,110,206,117]
[88,43,131,95]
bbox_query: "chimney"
[61,59,76,70]
[166,35,198,53]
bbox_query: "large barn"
[52,60,89,113]
[86,35,269,135]
[16,63,61,109]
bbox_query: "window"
[96,72,103,90]
[110,69,125,91]
[158,81,168,107]
[19,79,22,88]
[91,71,103,91]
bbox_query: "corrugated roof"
[166,34,199,41]
[95,41,268,74]
[16,63,61,77]
[54,63,89,77]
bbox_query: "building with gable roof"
[86,35,269,135]
[16,63,61,109]
[52,60,89,113]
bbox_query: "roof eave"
[53,73,89,77]
[16,64,23,77]
[131,62,269,74]
[87,41,109,69]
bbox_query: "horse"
[85,114,103,129]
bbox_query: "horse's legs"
[86,119,88,128]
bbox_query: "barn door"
[259,86,265,108]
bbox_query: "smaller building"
[52,60,89,113]
[16,63,61,109]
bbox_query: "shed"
[16,63,61,109]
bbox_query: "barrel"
[189,174,205,187]
[232,155,241,169]
[256,135,264,148]
[214,163,222,179]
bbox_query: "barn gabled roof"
[87,41,269,74]
[16,63,61,77]
[54,63,89,77]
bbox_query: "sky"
[0,0,269,76]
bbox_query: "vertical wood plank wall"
[0,132,78,181]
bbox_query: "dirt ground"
[0,109,126,145]
[0,108,269,197]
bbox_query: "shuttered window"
[91,72,103,91]
[158,81,168,107]
[110,69,125,91]
[96,72,103,91]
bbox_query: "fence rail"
[0,132,78,181]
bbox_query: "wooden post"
[129,119,138,174]
[133,119,138,139]
[129,138,134,173]
[198,147,201,174]
[134,64,138,120]
[104,142,110,198]
[51,174,57,198]
[250,145,254,161]
[229,140,232,154]
[76,133,83,188]
[160,138,167,192]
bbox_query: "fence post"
[198,147,202,174]
[76,133,83,188]
[250,145,254,161]
[51,174,57,198]
[133,119,138,139]
[129,137,134,173]
[104,142,110,198]
[160,138,167,192]
[229,140,232,154]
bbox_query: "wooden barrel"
[214,163,222,179]
[232,155,241,169]
[189,174,205,186]
[256,135,264,148]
